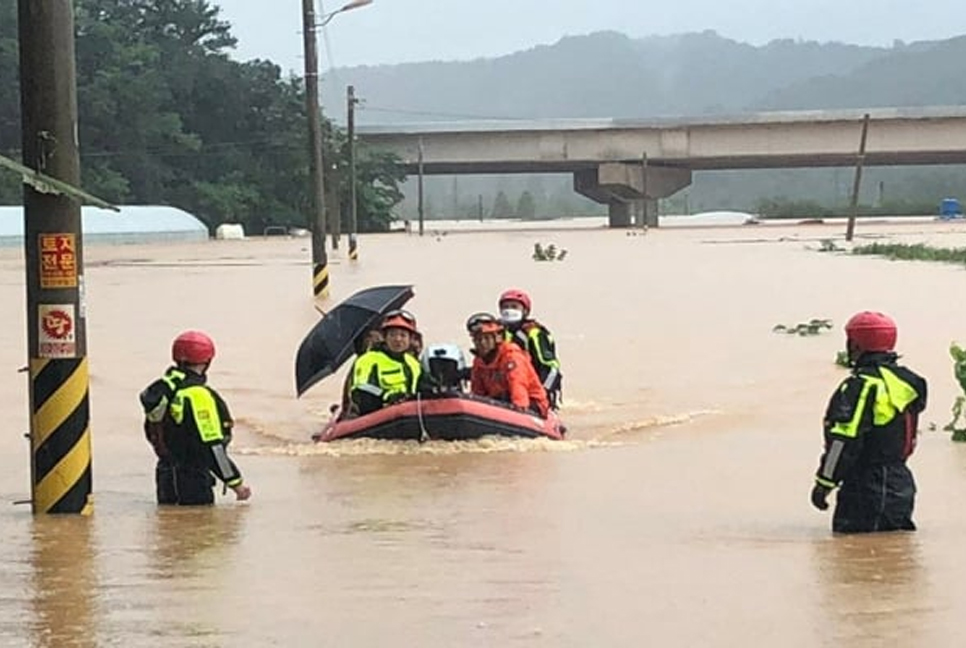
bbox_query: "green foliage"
[756,198,833,219]
[349,148,407,232]
[0,0,405,230]
[758,197,942,220]
[491,191,514,219]
[945,342,966,441]
[772,319,833,336]
[516,190,537,220]
[533,243,568,262]
[0,0,20,204]
[852,242,966,264]
[818,239,844,252]
[835,350,851,368]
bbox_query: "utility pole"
[328,160,340,250]
[417,138,425,236]
[347,84,359,261]
[845,113,871,243]
[452,175,458,220]
[18,0,93,514]
[640,151,649,230]
[301,0,329,299]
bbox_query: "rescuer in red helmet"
[498,288,563,410]
[810,311,927,533]
[139,331,251,505]
[349,310,426,416]
[466,312,549,418]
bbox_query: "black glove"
[810,483,832,511]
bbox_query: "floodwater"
[3,219,966,646]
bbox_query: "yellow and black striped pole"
[348,233,358,262]
[313,257,330,299]
[20,0,93,514]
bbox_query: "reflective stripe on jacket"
[471,341,549,417]
[816,356,927,488]
[506,321,561,393]
[350,349,422,404]
[140,367,186,423]
[165,375,242,488]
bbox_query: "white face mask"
[500,308,525,324]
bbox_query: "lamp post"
[301,0,372,299]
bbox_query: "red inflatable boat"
[313,393,566,442]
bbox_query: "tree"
[516,190,536,220]
[0,0,407,230]
[349,148,406,232]
[491,190,514,219]
[0,0,21,203]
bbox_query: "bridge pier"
[607,199,659,228]
[575,163,690,228]
[608,201,632,227]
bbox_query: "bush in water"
[772,319,833,336]
[944,342,966,441]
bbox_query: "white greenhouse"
[0,205,210,247]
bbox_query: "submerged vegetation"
[945,343,966,442]
[772,319,833,336]
[533,243,568,262]
[852,242,966,264]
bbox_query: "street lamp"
[302,0,372,299]
[319,0,373,27]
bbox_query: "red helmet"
[172,330,216,364]
[499,288,531,314]
[845,311,897,354]
[466,312,503,336]
[381,309,418,335]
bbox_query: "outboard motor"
[421,343,467,393]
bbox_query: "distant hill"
[320,30,892,123]
[756,35,966,110]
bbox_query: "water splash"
[597,409,721,439]
[234,408,717,457]
[234,435,624,457]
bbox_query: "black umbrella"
[295,284,414,396]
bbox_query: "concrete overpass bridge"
[357,106,966,227]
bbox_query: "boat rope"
[416,392,430,443]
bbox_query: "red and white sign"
[38,304,76,358]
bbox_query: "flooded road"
[3,219,966,646]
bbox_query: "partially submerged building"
[0,205,210,247]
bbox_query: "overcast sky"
[217,0,964,73]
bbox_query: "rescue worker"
[810,311,928,533]
[139,364,186,504]
[411,330,424,356]
[466,312,550,417]
[498,288,563,409]
[161,331,252,506]
[349,310,425,416]
[338,326,383,417]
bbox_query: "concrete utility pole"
[845,113,871,242]
[18,0,93,514]
[347,84,359,261]
[301,0,329,299]
[417,138,425,236]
